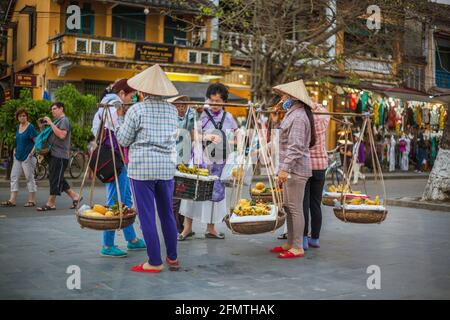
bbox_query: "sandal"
[37,205,56,212]
[177,231,195,241]
[131,264,163,273]
[205,232,225,239]
[70,197,83,209]
[278,250,305,259]
[24,201,36,207]
[165,257,180,271]
[277,233,288,240]
[0,200,16,207]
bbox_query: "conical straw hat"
[127,64,179,96]
[167,95,190,103]
[272,79,313,108]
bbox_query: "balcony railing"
[345,57,392,75]
[49,34,229,68]
[436,69,450,89]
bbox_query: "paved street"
[0,179,449,300]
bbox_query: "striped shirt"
[116,96,178,181]
[278,103,312,178]
[310,104,330,170]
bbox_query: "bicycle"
[325,145,345,187]
[68,148,87,179]
[34,155,48,181]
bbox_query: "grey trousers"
[283,173,308,248]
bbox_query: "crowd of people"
[1,64,331,272]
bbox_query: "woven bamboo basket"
[250,192,283,203]
[333,208,387,224]
[76,210,137,231]
[224,209,286,235]
[322,195,354,207]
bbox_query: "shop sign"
[134,43,175,64]
[15,74,37,87]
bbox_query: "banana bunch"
[177,163,209,176]
[364,196,380,206]
[350,198,363,205]
[233,199,270,216]
[328,184,351,193]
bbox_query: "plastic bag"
[221,151,253,187]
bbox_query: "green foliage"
[0,84,96,152]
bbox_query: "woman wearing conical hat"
[270,79,315,259]
[115,64,180,273]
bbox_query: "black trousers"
[303,169,326,239]
[48,156,70,196]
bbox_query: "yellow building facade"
[1,0,233,102]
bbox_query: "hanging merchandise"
[360,91,369,112]
[373,100,379,125]
[415,104,423,127]
[422,105,430,125]
[388,105,397,130]
[388,135,396,172]
[399,135,409,171]
[439,106,447,130]
[378,98,386,127]
[349,93,358,111]
[430,135,438,167]
[430,105,440,128]
[405,104,415,128]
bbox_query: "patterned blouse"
[116,96,178,181]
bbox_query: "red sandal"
[278,250,304,259]
[270,246,288,253]
[131,264,163,273]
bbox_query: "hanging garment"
[422,106,430,125]
[399,137,408,171]
[430,107,440,127]
[349,93,357,111]
[373,101,379,125]
[388,106,397,130]
[360,91,369,112]
[378,99,386,127]
[415,105,423,127]
[406,106,415,128]
[430,136,437,167]
[389,136,396,172]
[439,106,446,130]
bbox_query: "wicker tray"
[333,208,387,224]
[225,209,286,235]
[76,211,137,231]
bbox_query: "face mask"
[282,98,293,110]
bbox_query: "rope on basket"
[76,103,126,230]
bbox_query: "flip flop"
[70,197,83,209]
[177,231,196,241]
[131,264,163,273]
[24,201,36,207]
[277,233,288,240]
[37,205,56,212]
[1,200,16,207]
[278,250,305,259]
[270,246,288,253]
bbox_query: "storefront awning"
[360,84,450,104]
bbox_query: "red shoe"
[270,246,288,253]
[278,250,305,259]
[131,264,163,273]
[165,257,180,271]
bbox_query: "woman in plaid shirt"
[116,65,180,273]
[270,80,316,259]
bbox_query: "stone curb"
[386,198,450,212]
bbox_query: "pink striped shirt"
[310,104,330,170]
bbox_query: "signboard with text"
[134,43,175,64]
[15,74,37,87]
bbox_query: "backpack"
[34,119,62,156]
[202,109,231,162]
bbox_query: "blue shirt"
[116,96,178,181]
[15,124,37,161]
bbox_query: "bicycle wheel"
[35,162,47,181]
[69,152,85,179]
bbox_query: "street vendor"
[115,64,180,273]
[270,79,315,259]
[178,83,238,240]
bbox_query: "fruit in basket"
[256,182,266,190]
[105,211,114,217]
[328,184,351,193]
[364,196,380,206]
[84,209,104,217]
[93,204,107,214]
[374,195,380,205]
[233,199,270,216]
[178,163,209,176]
[251,188,263,194]
[350,198,363,205]
[232,167,245,179]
